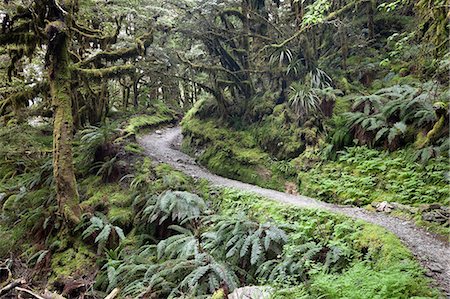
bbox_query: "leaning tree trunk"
[46,20,81,225]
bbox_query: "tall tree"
[0,0,153,225]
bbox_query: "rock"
[428,262,444,273]
[422,209,450,224]
[155,130,163,135]
[419,204,443,213]
[376,201,394,213]
[390,202,419,214]
[229,286,273,299]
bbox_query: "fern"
[205,213,287,266]
[157,225,201,259]
[81,213,125,253]
[143,191,206,225]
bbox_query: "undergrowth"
[298,146,449,206]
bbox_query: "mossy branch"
[74,65,136,79]
[75,31,153,67]
[0,33,36,46]
[0,82,48,115]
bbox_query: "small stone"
[155,130,163,135]
[429,204,442,210]
[428,263,444,273]
[229,286,273,299]
[376,201,393,213]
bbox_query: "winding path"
[139,126,450,294]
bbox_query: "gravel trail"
[139,126,450,294]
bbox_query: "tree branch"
[269,0,369,49]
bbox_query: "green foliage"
[50,242,96,282]
[213,188,438,298]
[310,262,432,299]
[181,117,298,191]
[345,83,448,155]
[143,190,206,224]
[75,121,121,176]
[205,213,287,266]
[125,114,174,135]
[299,146,449,206]
[81,213,125,252]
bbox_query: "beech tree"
[0,0,153,224]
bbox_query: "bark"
[46,20,81,225]
[367,0,375,40]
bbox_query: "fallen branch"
[0,279,25,296]
[16,286,46,299]
[104,287,120,299]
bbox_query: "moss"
[125,114,174,135]
[212,188,438,298]
[50,242,96,282]
[211,288,226,299]
[181,117,294,191]
[0,224,26,257]
[124,142,144,154]
[354,224,413,269]
[108,207,133,227]
[80,182,131,212]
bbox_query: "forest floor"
[139,126,450,295]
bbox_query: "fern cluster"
[300,146,449,206]
[344,83,448,160]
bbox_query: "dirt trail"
[139,126,450,294]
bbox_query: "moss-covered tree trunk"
[46,20,81,225]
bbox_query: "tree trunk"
[367,0,375,40]
[46,20,81,225]
[133,75,140,108]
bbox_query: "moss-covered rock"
[50,242,96,282]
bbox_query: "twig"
[104,288,120,299]
[0,279,25,296]
[16,286,46,299]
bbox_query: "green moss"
[108,207,133,227]
[0,224,26,257]
[354,224,413,269]
[124,142,144,154]
[50,242,96,281]
[211,288,226,299]
[125,114,173,135]
[213,187,438,298]
[80,181,132,213]
[181,117,294,191]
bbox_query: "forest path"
[139,126,450,294]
